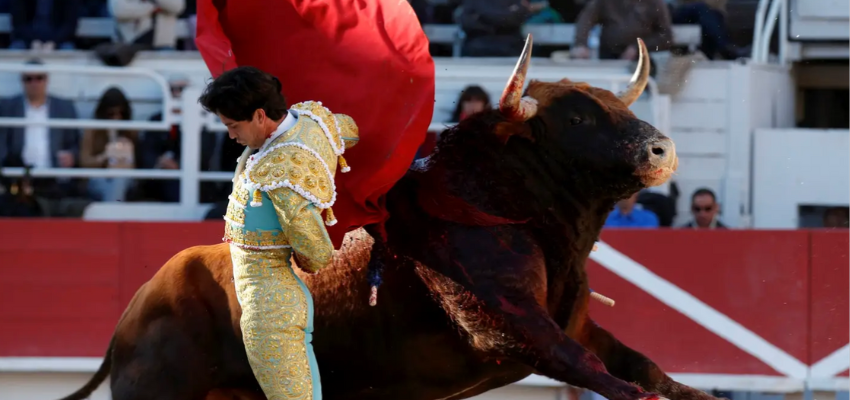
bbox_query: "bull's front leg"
[578,317,720,400]
[415,226,662,400]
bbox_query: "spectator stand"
[0,62,210,215]
[0,55,672,221]
[0,14,702,57]
[423,23,703,58]
[0,17,813,229]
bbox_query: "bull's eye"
[570,116,583,126]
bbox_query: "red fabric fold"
[196,0,436,248]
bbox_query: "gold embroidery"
[226,178,250,225]
[291,101,343,152]
[334,114,360,149]
[250,144,335,204]
[227,201,246,224]
[224,222,291,248]
[231,245,317,400]
[268,188,333,274]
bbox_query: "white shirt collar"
[25,99,48,112]
[258,110,297,151]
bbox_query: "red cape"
[196,0,435,248]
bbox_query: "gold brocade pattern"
[226,175,250,225]
[224,223,290,249]
[231,245,319,400]
[251,146,335,204]
[334,114,360,149]
[290,101,343,152]
[267,189,334,273]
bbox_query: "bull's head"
[496,35,678,199]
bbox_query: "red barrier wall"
[0,221,846,377]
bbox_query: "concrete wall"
[752,128,850,228]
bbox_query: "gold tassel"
[250,189,263,207]
[338,155,350,173]
[324,207,338,226]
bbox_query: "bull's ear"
[493,121,535,145]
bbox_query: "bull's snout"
[647,138,674,166]
[638,136,678,187]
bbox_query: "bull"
[60,36,714,400]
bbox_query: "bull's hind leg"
[578,317,719,400]
[110,316,215,400]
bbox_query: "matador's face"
[220,109,269,149]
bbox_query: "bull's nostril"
[651,146,665,156]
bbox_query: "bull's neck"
[418,129,620,323]
[415,138,618,235]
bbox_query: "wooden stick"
[590,291,615,307]
[369,286,378,306]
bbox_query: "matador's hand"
[294,253,320,275]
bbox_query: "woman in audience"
[450,85,492,122]
[80,86,140,202]
[416,85,493,160]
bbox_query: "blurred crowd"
[0,59,243,217]
[0,0,197,52]
[0,0,840,229]
[0,0,750,60]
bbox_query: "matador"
[201,66,358,400]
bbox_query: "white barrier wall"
[0,371,568,400]
[752,128,850,228]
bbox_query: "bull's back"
[113,229,485,399]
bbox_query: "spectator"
[408,0,434,24]
[526,0,565,24]
[680,187,727,229]
[459,0,536,57]
[178,0,197,50]
[571,0,672,60]
[669,0,744,60]
[9,0,80,51]
[138,74,241,203]
[451,85,492,122]
[108,0,186,50]
[0,59,81,200]
[416,85,493,160]
[604,191,660,228]
[637,188,678,227]
[823,207,849,229]
[80,0,110,17]
[80,87,141,202]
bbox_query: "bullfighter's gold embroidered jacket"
[223,101,359,273]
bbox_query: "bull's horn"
[616,38,650,107]
[499,34,537,121]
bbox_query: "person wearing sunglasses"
[681,187,727,229]
[0,58,81,200]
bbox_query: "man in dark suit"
[0,59,82,199]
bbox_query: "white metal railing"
[0,64,175,130]
[0,63,669,207]
[752,0,789,64]
[0,63,208,205]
